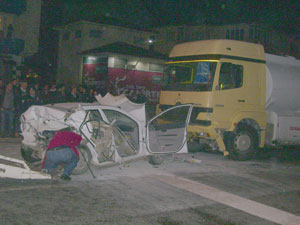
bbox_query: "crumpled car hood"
[21,103,87,147]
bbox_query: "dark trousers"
[1,109,15,136]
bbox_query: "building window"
[249,26,254,40]
[75,30,81,39]
[192,30,200,40]
[177,27,184,41]
[230,30,234,39]
[226,29,244,41]
[167,31,176,41]
[149,63,164,72]
[226,30,230,39]
[133,36,145,44]
[254,26,258,40]
[266,31,272,43]
[0,16,3,31]
[62,31,70,41]
[185,31,192,41]
[114,57,127,69]
[0,16,4,38]
[257,29,261,41]
[235,29,239,40]
[89,30,103,39]
[240,29,244,40]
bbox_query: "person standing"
[16,79,29,114]
[87,87,97,102]
[41,131,82,181]
[56,84,67,103]
[0,78,4,107]
[12,78,20,92]
[67,85,79,102]
[40,84,50,104]
[14,79,28,136]
[23,87,41,109]
[48,84,57,104]
[12,77,20,134]
[1,83,15,137]
[6,24,14,39]
[78,85,89,102]
[33,82,41,96]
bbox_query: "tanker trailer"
[264,54,300,146]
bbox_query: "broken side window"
[103,109,139,155]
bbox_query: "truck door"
[213,61,245,127]
[146,104,193,154]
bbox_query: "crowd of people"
[0,78,102,138]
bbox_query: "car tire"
[148,155,164,165]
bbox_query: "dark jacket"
[67,92,79,102]
[15,88,29,114]
[23,95,41,110]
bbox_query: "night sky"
[142,0,300,35]
[43,0,300,34]
[38,0,300,75]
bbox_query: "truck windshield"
[163,61,217,91]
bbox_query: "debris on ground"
[0,155,51,179]
[184,157,202,164]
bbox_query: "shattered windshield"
[163,61,217,91]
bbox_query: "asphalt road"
[1,137,300,225]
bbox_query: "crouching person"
[41,131,82,181]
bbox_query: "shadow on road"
[188,141,300,165]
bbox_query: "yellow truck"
[158,39,300,160]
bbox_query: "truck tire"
[226,123,258,160]
[72,144,92,175]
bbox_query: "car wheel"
[148,155,164,165]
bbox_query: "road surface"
[1,137,300,225]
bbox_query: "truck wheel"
[72,144,92,175]
[226,123,258,160]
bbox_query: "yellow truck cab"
[159,40,267,159]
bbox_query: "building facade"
[0,0,42,82]
[80,42,166,103]
[153,23,300,59]
[55,20,300,101]
[55,20,155,85]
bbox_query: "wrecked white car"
[20,94,193,175]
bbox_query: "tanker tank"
[265,53,300,113]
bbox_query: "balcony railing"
[0,38,25,55]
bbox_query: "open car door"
[146,104,193,154]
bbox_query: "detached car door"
[146,104,193,154]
